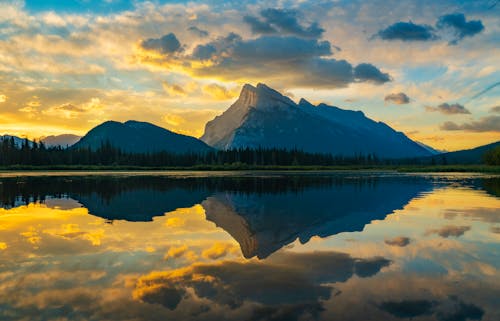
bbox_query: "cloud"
[140,33,182,55]
[230,36,331,61]
[189,34,390,88]
[375,21,437,41]
[202,83,238,100]
[436,298,484,321]
[244,8,324,39]
[444,208,500,223]
[201,242,238,260]
[436,13,484,45]
[164,245,189,260]
[191,44,217,60]
[187,26,208,37]
[469,81,500,101]
[440,116,500,132]
[379,298,484,321]
[384,92,410,105]
[426,225,471,238]
[384,236,411,247]
[379,300,436,318]
[490,106,500,113]
[134,250,390,313]
[426,103,470,115]
[243,15,277,34]
[354,63,392,84]
[162,82,187,97]
[57,103,86,113]
[376,13,484,45]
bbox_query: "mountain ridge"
[73,120,212,154]
[201,83,431,158]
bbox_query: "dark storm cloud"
[436,13,484,45]
[425,225,471,238]
[385,236,411,247]
[187,26,209,37]
[140,33,181,54]
[243,8,324,38]
[375,21,437,41]
[440,116,500,132]
[426,103,470,115]
[384,92,411,104]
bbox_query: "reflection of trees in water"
[481,177,500,197]
[0,174,427,209]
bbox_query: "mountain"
[0,135,34,148]
[73,120,212,153]
[202,176,432,259]
[416,141,444,155]
[201,83,431,158]
[429,141,500,164]
[40,134,81,148]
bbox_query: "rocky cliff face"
[200,83,431,158]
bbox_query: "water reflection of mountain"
[0,175,341,218]
[0,174,438,257]
[202,176,433,258]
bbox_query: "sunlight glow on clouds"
[0,0,498,150]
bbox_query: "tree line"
[0,137,399,167]
[8,137,500,167]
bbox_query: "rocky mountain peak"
[237,83,296,110]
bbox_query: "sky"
[0,0,498,151]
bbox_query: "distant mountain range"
[426,141,500,164]
[201,83,431,158]
[0,135,33,148]
[40,134,81,147]
[2,83,499,161]
[72,120,212,153]
[0,134,81,148]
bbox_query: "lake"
[0,171,499,321]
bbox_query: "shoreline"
[0,165,499,173]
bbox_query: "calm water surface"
[0,171,498,321]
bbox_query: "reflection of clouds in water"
[0,174,498,320]
[426,225,471,238]
[384,236,411,247]
[444,208,500,223]
[134,251,391,314]
[379,299,436,318]
[379,297,484,321]
[202,242,239,260]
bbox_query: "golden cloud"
[202,83,238,100]
[201,241,238,260]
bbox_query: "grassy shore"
[0,164,499,173]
